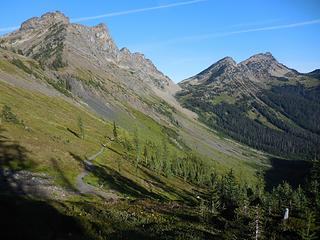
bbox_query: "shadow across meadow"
[0,127,92,240]
[264,157,312,191]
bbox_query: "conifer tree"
[78,116,84,139]
[219,169,239,208]
[143,145,148,166]
[133,128,140,170]
[113,121,118,140]
[292,186,308,215]
[309,158,320,203]
[210,182,221,216]
[299,210,319,240]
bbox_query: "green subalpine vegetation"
[74,121,320,239]
[0,49,319,239]
[0,79,319,239]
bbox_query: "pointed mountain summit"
[239,52,292,79]
[19,11,70,31]
[180,56,237,86]
[213,56,237,67]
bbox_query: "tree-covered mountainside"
[178,53,320,160]
[177,84,320,160]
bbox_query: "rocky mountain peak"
[92,23,111,40]
[20,11,69,31]
[180,56,238,86]
[41,11,69,24]
[194,56,237,82]
[241,52,276,66]
[239,52,291,78]
[216,56,237,66]
[202,56,236,73]
[120,47,131,55]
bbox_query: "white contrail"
[180,18,320,41]
[131,18,320,51]
[71,0,206,22]
[230,18,282,28]
[0,0,206,33]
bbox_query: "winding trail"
[75,146,118,200]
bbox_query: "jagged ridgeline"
[178,53,320,160]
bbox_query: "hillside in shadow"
[0,126,92,240]
[264,157,312,191]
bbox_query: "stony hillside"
[178,53,320,160]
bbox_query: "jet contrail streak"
[0,0,207,33]
[71,0,206,22]
[181,18,320,41]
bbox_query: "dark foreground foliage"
[0,159,319,240]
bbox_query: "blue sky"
[1,0,320,82]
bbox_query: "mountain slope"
[307,69,320,80]
[0,11,267,182]
[178,53,320,160]
[0,12,179,121]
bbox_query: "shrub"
[1,105,20,124]
[10,58,32,74]
[78,116,84,139]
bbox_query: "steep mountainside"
[0,11,266,177]
[178,53,320,160]
[307,69,320,80]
